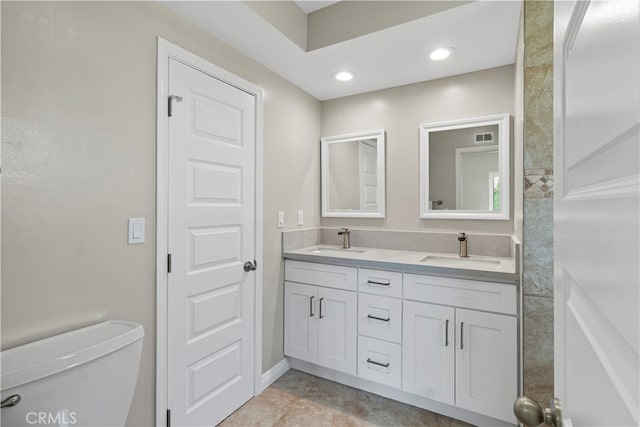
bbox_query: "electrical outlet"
[277,211,285,228]
[297,210,304,226]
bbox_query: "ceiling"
[294,1,340,14]
[163,1,522,101]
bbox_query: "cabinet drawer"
[358,268,402,298]
[358,293,402,343]
[285,260,357,291]
[357,336,402,389]
[403,274,517,315]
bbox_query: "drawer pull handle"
[460,322,464,350]
[367,280,390,286]
[319,297,324,319]
[309,296,314,317]
[366,358,390,368]
[367,314,390,322]
[445,319,449,347]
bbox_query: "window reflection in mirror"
[321,130,386,218]
[420,114,510,220]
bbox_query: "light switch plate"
[297,210,304,226]
[128,218,145,244]
[277,211,284,228]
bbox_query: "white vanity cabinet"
[284,259,519,426]
[403,273,518,423]
[284,261,357,375]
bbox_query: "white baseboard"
[259,358,290,392]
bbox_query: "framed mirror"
[419,114,510,220]
[321,130,386,218]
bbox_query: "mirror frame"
[419,114,510,220]
[321,129,386,218]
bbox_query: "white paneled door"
[167,58,256,426]
[359,141,378,210]
[554,1,639,425]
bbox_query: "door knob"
[514,396,562,427]
[243,260,257,272]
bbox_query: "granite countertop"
[283,245,519,284]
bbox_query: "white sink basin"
[307,247,366,256]
[420,255,502,270]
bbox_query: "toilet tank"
[1,320,144,427]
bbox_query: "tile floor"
[219,369,474,427]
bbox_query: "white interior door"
[359,141,378,210]
[167,58,256,426]
[554,1,639,425]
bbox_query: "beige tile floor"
[219,369,474,427]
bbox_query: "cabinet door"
[455,308,517,423]
[284,281,318,363]
[402,301,455,405]
[317,287,357,375]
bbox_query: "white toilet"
[1,320,144,427]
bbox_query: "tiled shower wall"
[523,0,554,403]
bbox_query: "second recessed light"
[429,47,455,61]
[334,71,354,81]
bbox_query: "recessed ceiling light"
[334,71,354,82]
[429,47,455,61]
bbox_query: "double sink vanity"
[282,228,520,427]
[282,114,520,426]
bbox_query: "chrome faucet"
[337,228,351,249]
[458,232,468,258]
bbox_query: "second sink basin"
[420,255,502,270]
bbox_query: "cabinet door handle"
[367,280,390,286]
[445,319,449,347]
[309,296,314,317]
[366,358,390,368]
[367,314,390,322]
[319,297,324,319]
[460,322,464,350]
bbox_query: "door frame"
[155,37,264,426]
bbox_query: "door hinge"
[166,409,171,427]
[167,253,172,273]
[168,94,183,117]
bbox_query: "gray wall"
[321,65,516,234]
[1,2,321,426]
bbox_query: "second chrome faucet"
[337,228,351,249]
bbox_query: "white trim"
[321,129,386,218]
[155,37,264,426]
[419,113,510,220]
[260,358,290,391]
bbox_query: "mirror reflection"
[328,139,379,211]
[420,114,510,220]
[321,130,386,218]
